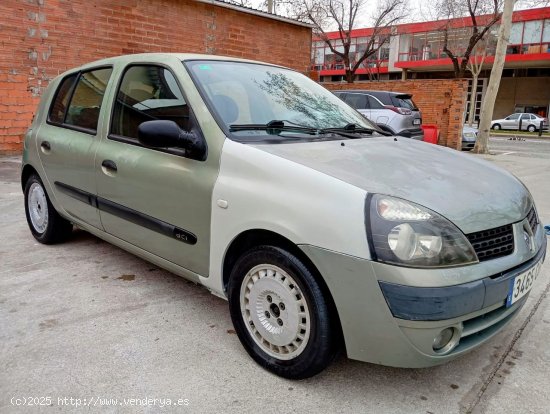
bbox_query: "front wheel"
[24,174,73,244]
[492,123,501,130]
[228,246,337,379]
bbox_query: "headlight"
[366,194,478,268]
[463,132,476,138]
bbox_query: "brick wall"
[0,0,312,153]
[324,80,468,150]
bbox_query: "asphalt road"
[488,135,550,159]
[1,145,549,413]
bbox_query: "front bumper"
[299,226,546,368]
[461,140,476,150]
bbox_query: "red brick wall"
[0,0,312,153]
[324,80,468,150]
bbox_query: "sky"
[246,0,546,28]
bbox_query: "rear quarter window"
[391,96,418,110]
[48,74,77,124]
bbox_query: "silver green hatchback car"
[22,54,546,379]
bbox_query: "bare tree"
[437,0,502,78]
[297,0,405,83]
[466,43,487,126]
[474,0,515,153]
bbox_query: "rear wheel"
[492,124,501,130]
[24,174,73,244]
[228,245,337,379]
[527,125,536,133]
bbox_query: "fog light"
[433,328,455,352]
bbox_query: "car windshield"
[184,60,379,141]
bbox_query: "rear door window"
[334,92,347,102]
[65,68,113,132]
[345,94,368,110]
[367,95,385,109]
[49,74,78,124]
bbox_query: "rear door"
[345,93,370,119]
[36,67,113,229]
[366,94,389,126]
[519,113,531,130]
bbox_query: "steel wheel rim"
[28,182,48,233]
[240,264,311,360]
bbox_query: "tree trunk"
[474,0,515,154]
[468,75,479,127]
[345,69,355,83]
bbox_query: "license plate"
[506,258,543,307]
[413,119,421,125]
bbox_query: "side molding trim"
[54,181,197,245]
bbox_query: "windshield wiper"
[317,123,381,139]
[229,120,319,135]
[230,120,390,138]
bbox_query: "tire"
[527,125,536,133]
[492,124,501,130]
[24,174,73,244]
[228,245,337,379]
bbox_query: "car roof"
[66,53,289,73]
[334,90,409,96]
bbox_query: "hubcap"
[240,264,311,360]
[28,183,48,233]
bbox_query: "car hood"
[252,137,531,234]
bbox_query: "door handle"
[101,160,117,172]
[40,141,51,151]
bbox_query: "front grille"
[527,206,539,234]
[466,224,514,261]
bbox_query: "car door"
[94,62,219,277]
[502,113,520,130]
[519,113,531,130]
[366,94,389,126]
[345,93,370,119]
[36,67,113,229]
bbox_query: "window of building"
[543,20,550,43]
[508,22,523,48]
[522,20,544,53]
[110,65,189,142]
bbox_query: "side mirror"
[138,120,206,160]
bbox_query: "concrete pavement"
[0,141,549,413]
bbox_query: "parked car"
[22,54,546,379]
[333,90,424,139]
[491,113,549,132]
[461,125,478,151]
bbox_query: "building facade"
[312,8,550,122]
[0,0,312,153]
